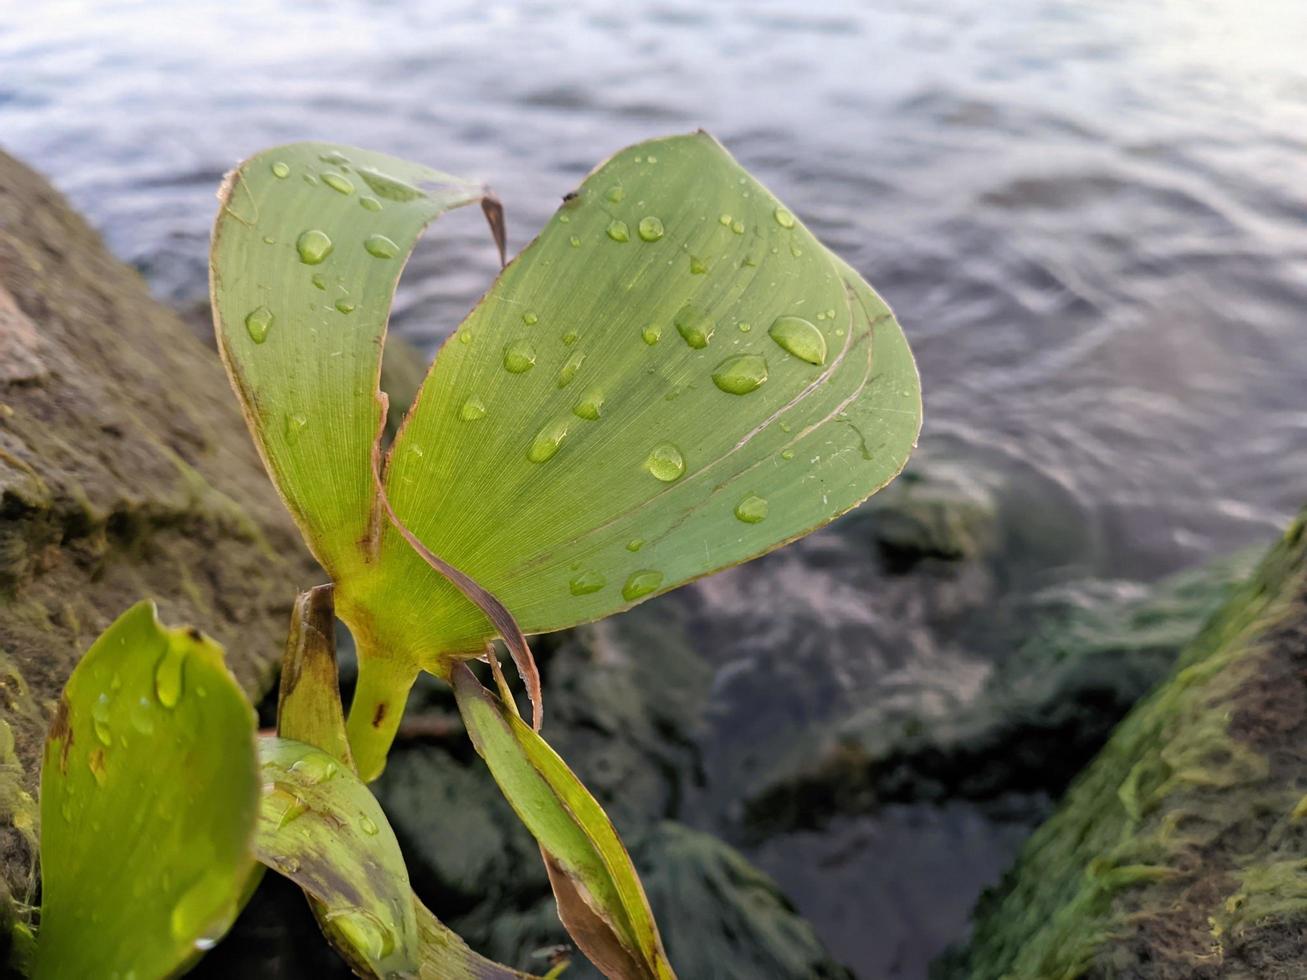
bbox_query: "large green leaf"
[35,602,258,979]
[373,131,920,657]
[453,664,674,980]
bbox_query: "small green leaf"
[256,736,420,977]
[35,601,258,979]
[453,664,674,980]
[277,584,354,769]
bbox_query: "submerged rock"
[939,510,1307,978]
[0,151,316,918]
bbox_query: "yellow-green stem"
[345,650,417,781]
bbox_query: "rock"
[938,510,1307,979]
[0,151,318,908]
[741,545,1255,837]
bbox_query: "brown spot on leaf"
[371,702,387,729]
[51,693,73,774]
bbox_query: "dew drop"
[719,213,732,226]
[359,815,379,836]
[606,220,630,243]
[774,207,796,229]
[503,341,537,374]
[674,304,715,349]
[264,785,308,830]
[130,696,156,736]
[334,299,356,314]
[573,388,604,420]
[731,219,745,234]
[311,273,327,291]
[569,570,606,596]
[364,234,399,259]
[527,418,570,463]
[522,311,539,326]
[319,150,351,166]
[325,908,395,962]
[92,693,113,746]
[638,216,664,242]
[296,229,334,265]
[302,173,319,186]
[734,493,769,524]
[290,753,338,786]
[606,185,625,204]
[642,324,662,346]
[321,172,355,195]
[459,396,487,421]
[154,638,187,708]
[359,196,382,212]
[644,443,685,482]
[357,167,424,202]
[285,413,308,443]
[781,449,795,460]
[738,321,752,333]
[557,351,586,388]
[689,256,708,275]
[271,161,290,179]
[569,235,582,248]
[561,330,579,346]
[244,306,273,343]
[626,538,645,552]
[712,354,768,395]
[768,315,827,365]
[170,872,237,951]
[622,570,663,601]
[88,748,107,786]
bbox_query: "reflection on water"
[4,1,1307,976]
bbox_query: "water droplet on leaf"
[503,341,537,374]
[522,311,539,325]
[357,167,424,202]
[557,351,585,388]
[712,354,768,395]
[364,234,398,259]
[774,207,796,228]
[334,299,356,314]
[459,396,487,421]
[271,161,290,179]
[769,315,827,365]
[154,639,187,708]
[622,570,663,601]
[296,230,333,265]
[674,304,715,349]
[638,216,664,242]
[642,324,662,345]
[644,443,685,482]
[569,570,606,596]
[606,220,630,243]
[734,494,769,523]
[527,419,570,463]
[689,256,708,275]
[359,196,382,212]
[573,389,604,420]
[321,172,354,195]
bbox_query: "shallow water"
[5,1,1307,975]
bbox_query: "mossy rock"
[937,512,1307,979]
[0,149,319,929]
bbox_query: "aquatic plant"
[28,134,919,978]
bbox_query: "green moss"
[943,511,1307,978]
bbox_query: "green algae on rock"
[938,510,1307,979]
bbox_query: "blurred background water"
[4,1,1306,976]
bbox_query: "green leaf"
[35,601,258,979]
[210,141,493,582]
[256,736,421,978]
[272,600,536,979]
[453,664,674,980]
[372,131,919,660]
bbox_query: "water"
[4,1,1307,976]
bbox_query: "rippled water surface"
[5,1,1307,976]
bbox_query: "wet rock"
[938,510,1307,979]
[741,546,1254,837]
[0,152,317,906]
